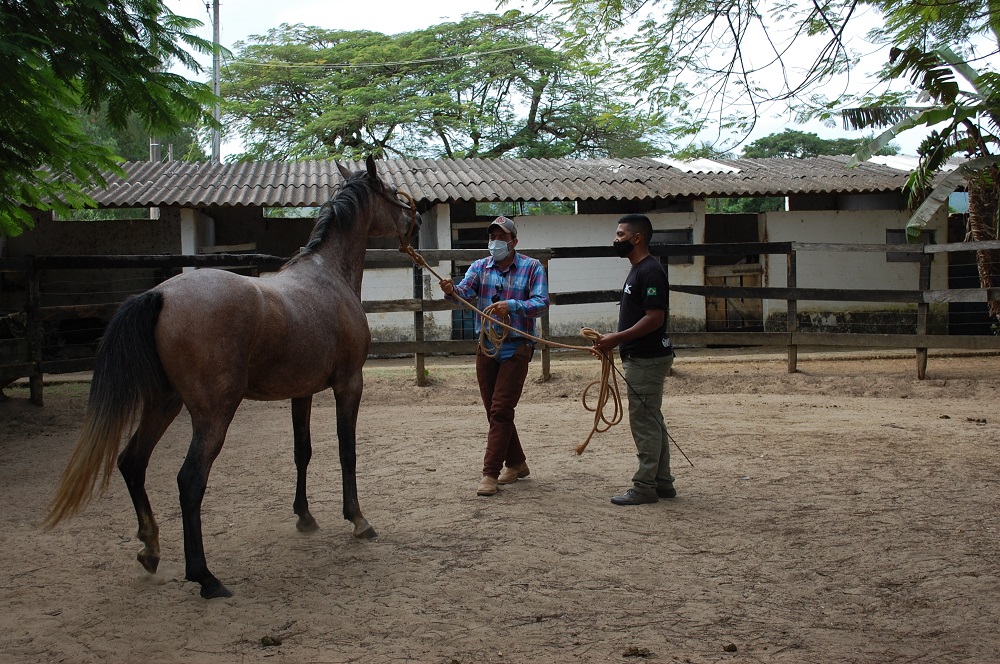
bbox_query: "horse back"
[153,269,369,402]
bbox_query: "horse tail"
[43,290,169,529]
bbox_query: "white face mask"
[488,239,511,262]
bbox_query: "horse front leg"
[177,413,236,599]
[333,383,376,540]
[291,395,318,532]
[117,393,182,575]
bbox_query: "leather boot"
[498,462,530,484]
[476,476,499,496]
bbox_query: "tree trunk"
[965,168,1000,320]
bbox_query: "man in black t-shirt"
[594,214,676,505]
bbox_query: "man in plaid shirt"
[440,216,549,496]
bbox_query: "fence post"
[413,264,426,386]
[786,249,798,374]
[916,252,931,379]
[25,260,43,406]
[541,258,550,382]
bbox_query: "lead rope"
[398,243,620,454]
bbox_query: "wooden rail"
[3,240,1000,404]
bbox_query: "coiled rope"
[398,244,620,454]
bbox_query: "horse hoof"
[352,520,377,540]
[137,549,160,574]
[200,582,233,599]
[296,514,319,533]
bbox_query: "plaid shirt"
[452,252,549,339]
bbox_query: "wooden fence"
[3,239,1000,405]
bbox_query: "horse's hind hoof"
[355,524,377,540]
[352,517,377,540]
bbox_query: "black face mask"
[613,238,636,257]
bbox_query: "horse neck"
[309,222,371,294]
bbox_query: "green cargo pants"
[621,354,674,496]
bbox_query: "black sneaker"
[610,489,658,506]
[656,486,677,499]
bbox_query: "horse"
[43,156,420,599]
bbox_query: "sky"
[165,0,925,156]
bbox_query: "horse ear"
[335,161,353,181]
[366,155,378,179]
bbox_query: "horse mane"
[282,168,382,268]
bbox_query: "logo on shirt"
[646,287,657,296]
[623,284,632,294]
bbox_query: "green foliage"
[706,197,785,214]
[75,106,207,162]
[0,0,217,236]
[221,13,669,160]
[741,129,899,159]
[476,201,577,217]
[843,47,1000,233]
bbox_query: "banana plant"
[843,46,1000,318]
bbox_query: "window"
[651,228,694,265]
[886,229,934,263]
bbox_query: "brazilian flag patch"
[646,287,658,296]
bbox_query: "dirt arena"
[1,349,999,663]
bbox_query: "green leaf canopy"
[221,12,669,160]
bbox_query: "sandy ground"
[1,349,999,663]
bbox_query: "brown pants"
[475,344,532,478]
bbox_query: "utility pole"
[211,0,221,163]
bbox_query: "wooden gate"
[705,264,764,332]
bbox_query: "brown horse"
[43,156,419,599]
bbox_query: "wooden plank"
[672,284,924,303]
[363,299,422,314]
[199,243,257,254]
[791,242,924,253]
[549,290,621,305]
[671,332,789,346]
[32,254,287,270]
[705,264,764,277]
[924,239,1000,253]
[790,332,1000,350]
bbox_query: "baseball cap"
[488,216,517,237]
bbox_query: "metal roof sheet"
[87,155,916,208]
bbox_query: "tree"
[76,107,207,162]
[0,0,217,236]
[221,12,669,160]
[741,129,899,159]
[542,0,999,151]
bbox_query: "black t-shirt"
[618,255,671,358]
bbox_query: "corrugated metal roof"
[88,155,917,208]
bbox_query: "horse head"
[337,156,421,248]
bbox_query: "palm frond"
[888,47,960,103]
[907,156,1000,239]
[841,106,923,130]
[936,46,983,96]
[847,106,956,167]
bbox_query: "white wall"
[763,207,949,320]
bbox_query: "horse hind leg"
[117,392,183,575]
[177,407,239,599]
[291,396,319,533]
